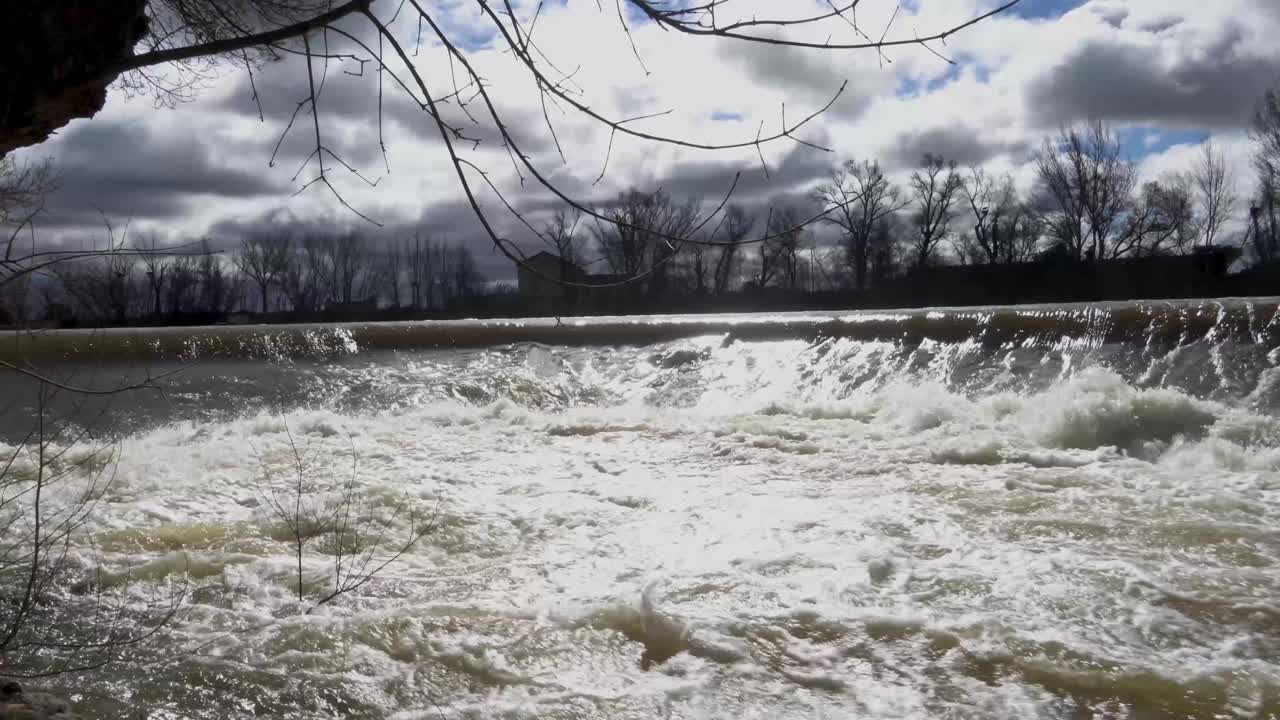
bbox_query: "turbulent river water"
[3,299,1280,719]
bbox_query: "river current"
[2,300,1278,718]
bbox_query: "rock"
[650,348,710,369]
[867,558,894,584]
[0,682,74,719]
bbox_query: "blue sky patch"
[895,60,988,99]
[440,21,497,51]
[1008,0,1088,20]
[711,111,745,122]
[623,0,652,26]
[926,63,964,93]
[896,75,924,99]
[1118,127,1210,159]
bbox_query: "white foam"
[20,341,1280,719]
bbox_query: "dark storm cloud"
[886,126,1030,170]
[34,120,285,230]
[1095,7,1129,29]
[218,53,555,158]
[192,138,837,283]
[213,5,425,130]
[496,143,842,271]
[410,200,521,278]
[717,41,885,121]
[241,113,388,173]
[505,139,836,238]
[218,55,423,129]
[201,196,515,277]
[1026,30,1280,130]
[205,207,337,247]
[639,142,836,205]
[504,138,835,240]
[1137,16,1182,34]
[1251,0,1280,23]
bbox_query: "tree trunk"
[1,2,149,157]
[854,241,868,291]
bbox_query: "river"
[2,299,1278,718]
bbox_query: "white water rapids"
[4,303,1280,718]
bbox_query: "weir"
[5,297,1279,363]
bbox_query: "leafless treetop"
[44,0,1022,289]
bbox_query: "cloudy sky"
[12,0,1280,278]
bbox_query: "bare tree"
[1249,89,1280,264]
[1035,121,1142,261]
[712,205,752,295]
[594,189,699,298]
[0,272,33,325]
[0,157,55,235]
[1,159,68,295]
[1254,85,1280,184]
[137,235,169,318]
[1188,141,1237,250]
[51,249,145,326]
[255,422,437,612]
[56,251,143,325]
[756,232,781,290]
[233,233,290,312]
[361,252,396,307]
[447,244,480,302]
[1126,178,1195,256]
[375,242,404,309]
[281,233,335,312]
[2,163,194,315]
[327,231,372,305]
[814,159,907,289]
[1252,177,1280,264]
[406,234,435,311]
[545,209,583,268]
[134,234,220,318]
[163,254,200,315]
[757,209,804,289]
[538,209,585,306]
[196,240,236,315]
[679,244,706,296]
[961,167,1037,265]
[907,154,963,268]
[868,216,904,285]
[807,244,846,291]
[0,376,185,679]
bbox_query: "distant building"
[326,298,378,312]
[323,298,380,321]
[515,252,627,315]
[517,252,587,302]
[44,302,74,327]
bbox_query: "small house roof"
[522,251,585,273]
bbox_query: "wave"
[4,298,1280,445]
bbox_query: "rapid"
[2,299,1279,719]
